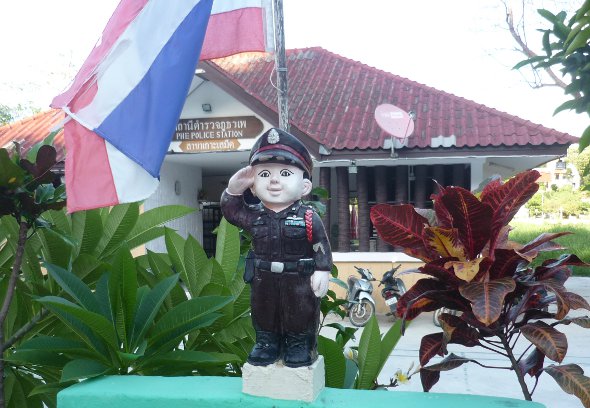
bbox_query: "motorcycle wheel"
[348,299,375,327]
[433,307,458,327]
[433,308,443,327]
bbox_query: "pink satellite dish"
[374,104,415,140]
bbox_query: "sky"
[0,0,586,137]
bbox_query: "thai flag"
[202,0,274,59]
[52,0,272,212]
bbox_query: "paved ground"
[321,277,590,408]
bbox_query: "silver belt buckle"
[270,262,284,273]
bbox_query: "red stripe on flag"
[65,120,119,213]
[200,7,265,60]
[52,0,149,108]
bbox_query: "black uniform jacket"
[221,190,332,271]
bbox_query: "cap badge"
[267,129,280,144]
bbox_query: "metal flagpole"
[272,0,289,132]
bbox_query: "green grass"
[509,220,590,277]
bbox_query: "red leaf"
[420,367,440,392]
[419,332,445,366]
[439,187,493,259]
[423,227,466,259]
[520,321,568,363]
[459,277,516,325]
[438,313,480,348]
[518,348,545,378]
[397,278,446,321]
[480,170,540,213]
[490,249,527,280]
[518,232,571,258]
[545,364,590,408]
[481,170,540,252]
[421,261,464,286]
[432,185,453,229]
[370,204,433,261]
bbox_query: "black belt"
[255,259,313,273]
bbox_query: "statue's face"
[251,163,312,212]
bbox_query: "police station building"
[0,47,577,295]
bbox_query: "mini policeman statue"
[221,128,332,368]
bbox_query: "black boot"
[248,331,281,366]
[283,332,317,368]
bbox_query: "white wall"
[144,161,202,253]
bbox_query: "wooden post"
[375,166,391,252]
[272,0,289,131]
[357,167,370,252]
[319,167,331,245]
[336,167,350,252]
[414,165,428,208]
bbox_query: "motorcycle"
[345,265,407,327]
[379,265,407,319]
[345,266,377,327]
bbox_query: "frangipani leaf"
[318,335,346,388]
[130,274,179,349]
[520,321,568,363]
[44,263,101,314]
[36,296,118,347]
[126,205,195,250]
[355,315,381,389]
[60,359,110,382]
[95,203,139,259]
[215,218,240,284]
[459,277,516,325]
[149,295,232,349]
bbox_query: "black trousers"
[250,269,320,335]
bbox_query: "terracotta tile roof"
[209,47,578,150]
[0,109,65,160]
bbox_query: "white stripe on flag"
[75,0,204,128]
[105,141,159,203]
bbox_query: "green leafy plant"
[0,142,66,408]
[317,265,411,390]
[514,2,590,151]
[370,169,590,406]
[3,213,253,407]
[8,246,238,382]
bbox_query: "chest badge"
[285,215,305,227]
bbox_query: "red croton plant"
[370,169,590,405]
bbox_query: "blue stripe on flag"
[96,0,213,177]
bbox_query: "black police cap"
[249,128,313,176]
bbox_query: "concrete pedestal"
[242,356,325,402]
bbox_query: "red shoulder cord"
[305,209,313,243]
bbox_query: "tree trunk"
[336,167,350,252]
[0,221,28,408]
[357,167,370,252]
[319,167,331,248]
[375,166,391,252]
